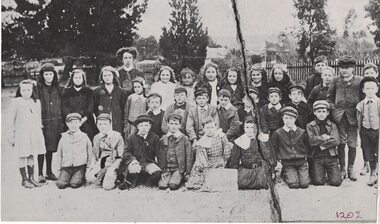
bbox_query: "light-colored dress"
[150,81,177,110]
[8,97,46,157]
[124,93,147,138]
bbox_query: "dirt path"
[1,87,377,222]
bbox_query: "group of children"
[8,47,379,191]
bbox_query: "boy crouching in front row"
[306,100,342,186]
[270,106,310,189]
[88,113,124,190]
[157,113,193,190]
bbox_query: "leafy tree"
[365,0,380,48]
[159,0,209,75]
[293,0,336,63]
[133,35,160,61]
[343,8,358,39]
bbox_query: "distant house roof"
[206,47,229,59]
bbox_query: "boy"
[271,106,310,189]
[186,88,219,145]
[259,87,283,137]
[217,89,240,142]
[308,66,335,107]
[305,55,328,98]
[89,113,124,190]
[286,84,312,129]
[117,114,161,190]
[116,47,145,94]
[327,56,362,181]
[147,93,165,138]
[56,113,92,189]
[356,77,380,186]
[162,87,192,135]
[306,100,342,186]
[157,113,193,190]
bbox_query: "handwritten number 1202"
[336,211,362,219]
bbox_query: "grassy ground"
[1,87,377,222]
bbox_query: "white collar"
[137,132,148,139]
[74,86,82,91]
[166,130,183,138]
[364,96,379,104]
[234,134,253,150]
[244,107,252,113]
[151,109,161,115]
[268,103,282,110]
[123,66,133,72]
[283,125,297,132]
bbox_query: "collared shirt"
[283,125,297,132]
[362,97,379,130]
[231,85,237,91]
[137,132,148,139]
[268,103,282,110]
[198,104,209,113]
[167,130,183,139]
[219,103,233,111]
[174,102,186,110]
[151,109,161,116]
[123,66,134,72]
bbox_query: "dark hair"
[132,78,146,96]
[116,47,138,60]
[16,79,38,102]
[179,67,196,86]
[158,66,176,83]
[250,67,268,86]
[223,67,243,88]
[147,93,162,104]
[66,68,87,88]
[99,66,120,86]
[38,63,59,86]
[202,62,220,82]
[270,64,290,84]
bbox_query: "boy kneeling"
[306,100,342,186]
[157,113,193,190]
[117,114,161,190]
[88,113,124,190]
[271,107,310,189]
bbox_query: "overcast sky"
[137,0,373,44]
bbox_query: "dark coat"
[270,127,309,160]
[307,84,329,108]
[147,109,165,138]
[327,75,362,125]
[306,119,340,158]
[268,73,292,105]
[218,105,241,142]
[247,83,269,107]
[161,102,192,135]
[221,83,245,107]
[259,104,283,134]
[122,131,160,167]
[93,84,127,133]
[157,133,193,175]
[118,68,145,95]
[286,101,312,129]
[194,79,222,103]
[37,83,64,152]
[62,86,97,141]
[304,72,322,98]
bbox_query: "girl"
[124,77,148,139]
[186,116,233,190]
[62,68,97,141]
[9,80,46,188]
[93,66,127,134]
[150,66,177,110]
[221,67,245,109]
[195,62,222,106]
[268,64,292,105]
[249,64,269,107]
[36,63,64,183]
[227,116,275,190]
[177,67,197,106]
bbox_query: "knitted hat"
[337,56,356,67]
[174,87,187,94]
[281,106,298,118]
[133,114,153,126]
[194,88,208,97]
[313,100,330,111]
[268,87,282,96]
[66,113,82,122]
[314,55,328,65]
[97,113,112,122]
[218,89,231,98]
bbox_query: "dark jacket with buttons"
[270,127,309,160]
[304,72,322,98]
[327,75,362,125]
[93,84,127,133]
[286,101,312,129]
[306,119,340,158]
[218,105,241,142]
[259,104,283,134]
[157,133,193,174]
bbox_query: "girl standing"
[124,77,148,139]
[221,67,245,108]
[8,80,46,188]
[93,66,127,134]
[177,67,197,106]
[249,64,269,107]
[62,68,97,141]
[150,66,177,110]
[36,63,64,183]
[268,64,292,105]
[195,62,222,106]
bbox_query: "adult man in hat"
[117,114,161,190]
[327,56,362,181]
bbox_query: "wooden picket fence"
[264,59,380,83]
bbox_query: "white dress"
[150,81,177,110]
[8,97,46,157]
